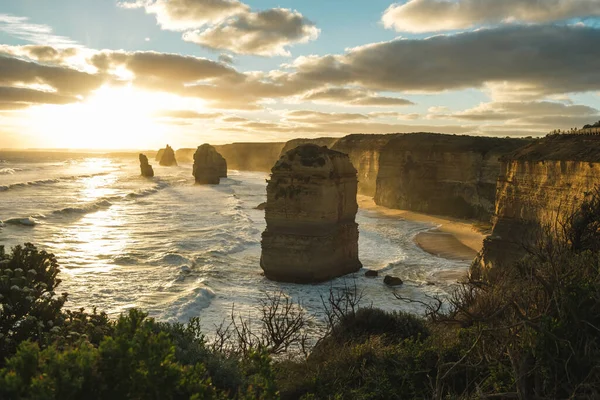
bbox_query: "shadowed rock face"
[260,144,362,283]
[155,148,164,162]
[159,145,178,166]
[374,133,529,221]
[193,144,227,184]
[139,154,154,177]
[476,134,600,273]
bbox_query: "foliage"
[0,243,67,361]
[0,308,279,399]
[4,186,600,398]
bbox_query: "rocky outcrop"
[214,143,285,172]
[260,144,362,283]
[139,154,154,177]
[478,134,600,270]
[331,134,394,196]
[374,133,529,221]
[280,138,340,156]
[155,148,164,162]
[193,144,227,184]
[384,276,403,286]
[159,145,178,166]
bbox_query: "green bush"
[0,309,279,399]
[0,243,67,361]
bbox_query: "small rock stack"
[193,144,227,184]
[159,145,178,166]
[139,153,154,177]
[260,144,362,283]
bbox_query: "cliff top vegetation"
[503,133,600,162]
[386,132,530,155]
[583,120,600,129]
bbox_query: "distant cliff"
[331,134,393,196]
[479,134,600,269]
[279,138,339,156]
[374,134,528,221]
[215,143,285,172]
[154,133,530,222]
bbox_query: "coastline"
[357,195,485,263]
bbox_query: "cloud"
[120,1,318,56]
[382,0,600,33]
[448,101,597,121]
[0,14,79,47]
[182,8,319,56]
[284,110,369,122]
[154,110,223,119]
[368,111,421,120]
[222,116,248,122]
[301,87,414,106]
[0,86,78,105]
[0,55,104,96]
[218,53,234,64]
[89,50,240,93]
[119,0,249,30]
[288,25,600,96]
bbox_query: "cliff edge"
[478,134,600,270]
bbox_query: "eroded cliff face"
[479,134,600,269]
[159,145,178,166]
[374,134,528,221]
[214,143,285,172]
[139,154,154,177]
[280,138,339,156]
[260,144,362,283]
[331,134,393,196]
[193,144,227,184]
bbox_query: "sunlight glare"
[23,85,205,149]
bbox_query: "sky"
[1,0,600,149]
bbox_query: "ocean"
[0,151,469,332]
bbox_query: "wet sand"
[358,195,485,262]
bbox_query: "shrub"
[0,243,67,361]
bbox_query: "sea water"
[0,152,469,331]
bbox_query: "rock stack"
[139,153,154,177]
[260,144,362,283]
[159,145,178,166]
[193,144,227,184]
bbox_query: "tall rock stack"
[260,144,362,283]
[139,153,154,177]
[193,144,227,184]
[159,145,178,166]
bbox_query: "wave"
[0,168,23,175]
[1,216,38,226]
[51,199,113,216]
[158,285,215,323]
[126,180,170,199]
[0,172,109,192]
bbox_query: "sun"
[22,85,206,150]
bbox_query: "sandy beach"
[358,195,486,264]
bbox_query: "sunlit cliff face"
[1,0,600,149]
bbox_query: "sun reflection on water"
[57,206,130,275]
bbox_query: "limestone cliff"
[260,144,362,283]
[479,134,600,269]
[374,133,528,221]
[139,154,154,177]
[331,134,394,196]
[214,143,285,172]
[159,145,178,166]
[175,148,195,163]
[193,144,227,184]
[155,148,164,162]
[280,138,339,156]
